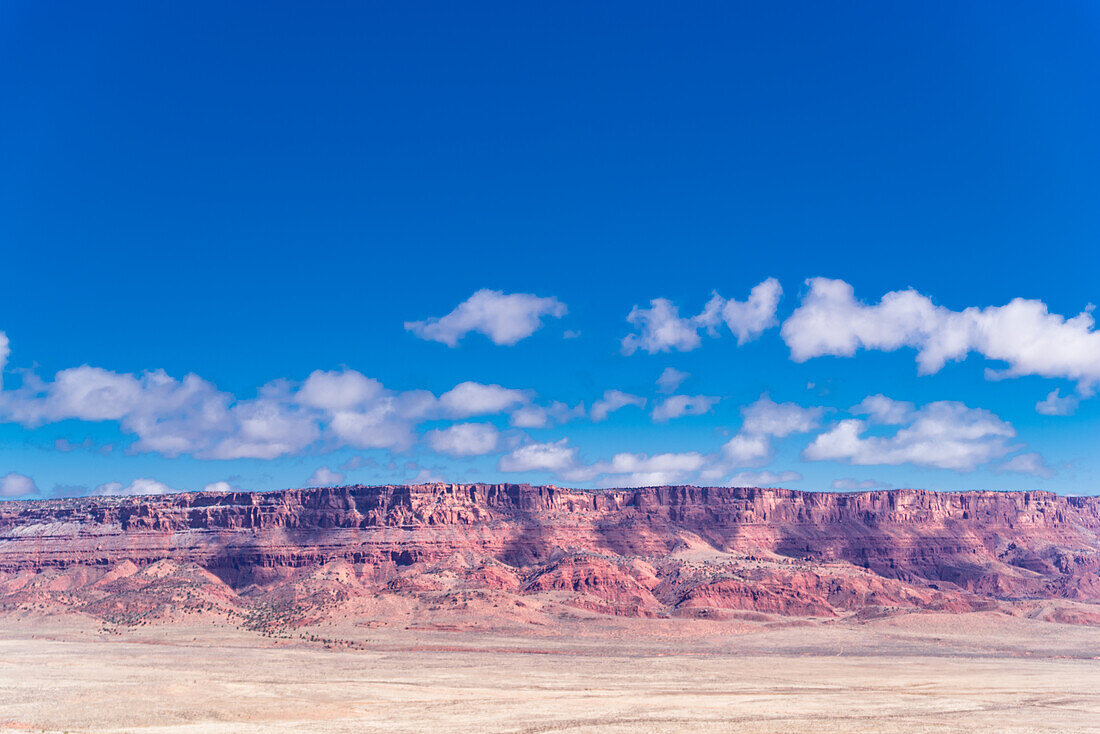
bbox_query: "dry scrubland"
[1,612,1099,733]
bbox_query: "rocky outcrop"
[1,483,1099,622]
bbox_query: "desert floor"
[1,612,1099,733]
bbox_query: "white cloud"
[621,298,710,355]
[0,472,37,498]
[306,466,346,487]
[803,401,1017,471]
[0,331,9,388]
[704,395,823,476]
[425,422,501,456]
[296,370,384,411]
[0,344,536,461]
[621,278,781,355]
[509,405,548,428]
[0,335,549,463]
[719,433,771,467]
[1036,389,1078,416]
[0,368,245,458]
[740,394,823,437]
[830,478,892,490]
[325,389,436,453]
[208,397,320,459]
[438,381,529,418]
[851,394,913,424]
[497,439,706,487]
[716,277,783,344]
[590,390,646,422]
[699,396,822,477]
[328,408,409,451]
[726,470,801,487]
[405,289,567,346]
[656,367,689,394]
[592,452,707,487]
[498,439,580,474]
[651,394,719,422]
[409,466,445,484]
[509,401,584,428]
[549,402,587,424]
[997,452,1055,479]
[202,481,237,493]
[33,366,144,421]
[782,277,1100,393]
[509,405,549,428]
[92,478,178,496]
[123,373,236,456]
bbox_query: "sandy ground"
[1,613,1099,733]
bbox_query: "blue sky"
[2,2,1100,498]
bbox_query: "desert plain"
[3,483,1100,732]
[1,610,1099,733]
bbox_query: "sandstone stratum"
[2,483,1100,630]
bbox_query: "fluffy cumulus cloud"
[497,439,579,474]
[851,394,913,425]
[590,451,707,487]
[1036,389,1078,416]
[621,278,781,355]
[0,472,38,498]
[651,394,719,422]
[656,367,689,394]
[718,433,772,467]
[210,395,321,460]
[0,340,532,461]
[0,331,9,388]
[203,481,238,493]
[2,277,1082,493]
[497,439,705,487]
[414,470,443,483]
[803,400,1018,471]
[405,289,567,347]
[119,373,235,456]
[509,401,585,428]
[3,366,145,422]
[716,278,784,344]
[489,391,1045,488]
[589,390,646,422]
[740,394,823,437]
[509,405,547,428]
[621,298,709,355]
[323,388,437,453]
[707,395,823,473]
[782,278,1100,394]
[296,370,384,411]
[438,381,530,419]
[0,367,244,457]
[425,422,501,456]
[726,470,801,487]
[92,478,178,496]
[997,452,1055,479]
[306,466,346,487]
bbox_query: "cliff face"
[2,483,1100,622]
[5,483,1096,534]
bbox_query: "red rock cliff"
[2,483,1098,602]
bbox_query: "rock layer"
[2,483,1099,623]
